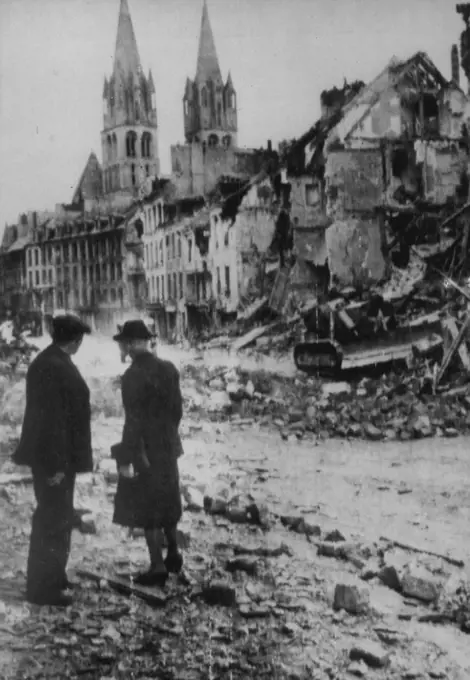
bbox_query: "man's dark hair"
[51,328,85,345]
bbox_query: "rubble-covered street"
[1,338,470,680]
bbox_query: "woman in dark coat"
[112,320,184,587]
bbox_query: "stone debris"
[378,565,402,592]
[202,580,237,607]
[180,359,470,443]
[181,486,205,512]
[349,639,390,668]
[323,529,345,543]
[333,583,370,615]
[347,659,369,676]
[400,565,442,603]
[78,514,98,535]
[225,557,259,576]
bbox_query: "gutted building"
[283,51,470,296]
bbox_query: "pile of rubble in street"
[188,202,470,440]
[181,360,470,442]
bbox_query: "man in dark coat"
[13,314,92,607]
[112,320,184,587]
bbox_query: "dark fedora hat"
[113,320,155,342]
[52,314,91,343]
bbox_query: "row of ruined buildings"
[2,0,470,339]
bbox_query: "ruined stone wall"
[351,89,402,140]
[293,227,328,267]
[289,176,329,228]
[323,149,387,288]
[425,145,466,204]
[232,206,276,302]
[326,216,387,288]
[325,149,384,218]
[235,207,276,253]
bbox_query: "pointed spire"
[113,0,142,78]
[184,77,193,98]
[148,69,155,93]
[226,70,234,88]
[195,0,222,84]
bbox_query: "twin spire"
[113,0,142,78]
[196,0,223,84]
[111,0,225,86]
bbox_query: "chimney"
[267,140,272,152]
[452,44,460,85]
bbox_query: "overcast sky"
[0,0,464,231]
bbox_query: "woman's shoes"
[132,553,183,587]
[133,569,168,588]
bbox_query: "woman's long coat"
[113,351,183,529]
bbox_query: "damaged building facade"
[281,51,470,309]
[139,1,280,340]
[141,171,279,341]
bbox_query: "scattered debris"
[333,583,370,615]
[349,640,390,668]
[76,569,167,607]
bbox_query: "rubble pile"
[181,361,470,441]
[0,321,38,377]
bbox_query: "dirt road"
[1,416,469,678]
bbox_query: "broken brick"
[333,583,370,615]
[349,639,390,668]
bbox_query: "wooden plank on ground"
[380,536,464,568]
[76,568,167,607]
[342,343,413,370]
[231,323,276,352]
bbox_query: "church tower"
[183,1,238,148]
[102,0,159,197]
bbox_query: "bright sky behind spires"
[0,0,464,232]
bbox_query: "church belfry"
[102,0,159,196]
[183,1,238,148]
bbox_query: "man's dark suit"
[14,343,92,601]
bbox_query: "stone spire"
[113,0,142,78]
[195,0,222,84]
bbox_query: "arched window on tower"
[184,100,189,116]
[158,203,163,225]
[141,132,152,158]
[208,134,219,149]
[222,135,232,149]
[131,164,136,186]
[126,131,137,158]
[112,133,117,162]
[201,87,208,108]
[217,102,222,126]
[107,135,112,163]
[230,92,236,108]
[135,101,140,122]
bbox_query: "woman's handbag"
[111,442,153,528]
